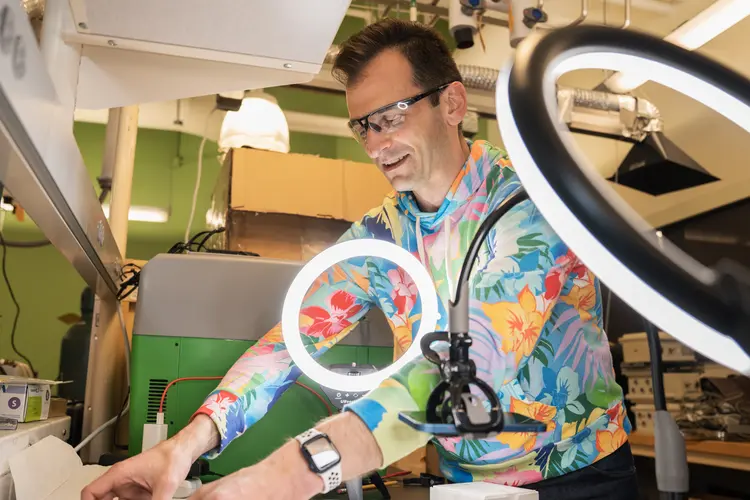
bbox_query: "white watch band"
[295,428,343,494]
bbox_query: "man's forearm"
[254,412,383,498]
[318,411,383,479]
[173,414,221,462]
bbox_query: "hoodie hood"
[396,140,501,231]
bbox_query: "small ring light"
[282,239,439,393]
[495,25,750,374]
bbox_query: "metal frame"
[0,0,121,296]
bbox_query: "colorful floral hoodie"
[194,140,630,485]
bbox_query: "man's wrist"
[256,439,326,498]
[173,413,221,462]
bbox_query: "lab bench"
[320,486,430,499]
[629,431,750,472]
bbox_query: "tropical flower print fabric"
[193,140,630,486]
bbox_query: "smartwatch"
[295,428,343,494]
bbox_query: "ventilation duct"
[557,87,662,142]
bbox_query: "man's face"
[345,50,449,192]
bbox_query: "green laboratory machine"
[129,252,394,475]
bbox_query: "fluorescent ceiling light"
[102,204,169,223]
[281,239,439,392]
[495,30,750,374]
[604,0,750,93]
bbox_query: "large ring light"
[495,25,750,374]
[282,239,440,392]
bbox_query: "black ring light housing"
[506,25,750,352]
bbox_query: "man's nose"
[365,129,391,159]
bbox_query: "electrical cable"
[0,229,36,375]
[196,227,226,252]
[160,376,223,413]
[159,377,333,416]
[184,108,218,244]
[294,380,333,416]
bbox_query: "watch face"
[303,435,340,473]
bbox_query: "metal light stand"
[644,321,690,500]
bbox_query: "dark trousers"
[527,443,641,500]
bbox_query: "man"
[83,19,638,500]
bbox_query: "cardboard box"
[227,148,393,223]
[210,148,393,261]
[0,377,66,423]
[226,211,351,261]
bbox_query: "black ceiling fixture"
[610,131,720,195]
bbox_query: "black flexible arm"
[420,186,529,437]
[452,187,530,309]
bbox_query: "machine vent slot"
[147,378,169,423]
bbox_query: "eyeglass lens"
[350,102,410,143]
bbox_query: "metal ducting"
[557,87,663,142]
[455,64,498,92]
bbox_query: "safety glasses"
[347,82,454,143]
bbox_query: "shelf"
[629,431,750,471]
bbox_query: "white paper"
[430,482,539,500]
[8,435,108,500]
[8,435,189,500]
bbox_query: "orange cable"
[158,377,334,417]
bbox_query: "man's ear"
[441,82,469,127]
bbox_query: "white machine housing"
[65,0,351,109]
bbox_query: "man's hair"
[332,18,462,106]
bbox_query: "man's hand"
[190,465,296,500]
[191,412,382,500]
[81,414,219,500]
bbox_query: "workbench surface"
[321,486,430,499]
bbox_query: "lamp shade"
[219,91,290,153]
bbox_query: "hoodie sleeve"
[344,194,581,467]
[192,224,375,457]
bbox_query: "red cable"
[294,381,333,416]
[159,376,223,413]
[382,471,411,480]
[158,377,333,416]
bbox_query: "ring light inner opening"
[281,239,440,393]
